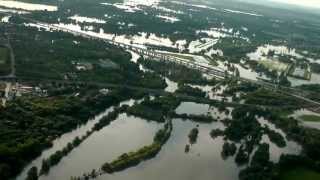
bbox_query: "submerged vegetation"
[127,95,181,122]
[0,87,144,179]
[173,113,216,123]
[221,142,237,159]
[39,105,127,175]
[102,120,172,174]
[244,89,301,108]
[1,0,320,180]
[71,120,173,179]
[138,58,217,86]
[176,84,207,98]
[188,127,199,145]
[277,167,320,180]
[0,45,11,76]
[299,115,320,122]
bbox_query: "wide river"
[17,100,302,180]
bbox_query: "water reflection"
[290,109,320,130]
[175,102,232,120]
[97,119,240,180]
[19,101,304,180]
[165,77,178,93]
[257,117,302,162]
[40,114,161,180]
[288,73,320,86]
[16,99,137,180]
[189,84,233,102]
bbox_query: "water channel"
[17,99,303,180]
[290,109,320,130]
[16,50,306,180]
[40,113,161,180]
[96,117,239,180]
[16,99,137,180]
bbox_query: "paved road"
[17,18,320,106]
[1,11,319,107]
[19,77,302,110]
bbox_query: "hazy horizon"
[270,0,320,8]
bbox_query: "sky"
[270,0,320,9]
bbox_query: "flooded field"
[0,0,57,11]
[257,118,302,162]
[15,100,305,180]
[288,73,320,86]
[290,109,320,130]
[175,102,232,120]
[16,99,137,180]
[39,113,161,180]
[96,118,239,180]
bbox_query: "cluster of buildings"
[288,63,312,80]
[0,82,47,107]
[72,61,93,71]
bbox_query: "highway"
[1,12,320,107]
[19,77,300,111]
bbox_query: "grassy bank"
[0,46,10,75]
[299,115,320,122]
[277,167,320,180]
[102,121,172,173]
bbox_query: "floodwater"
[69,15,106,24]
[288,73,320,86]
[175,102,232,120]
[247,45,304,61]
[165,77,178,93]
[189,84,234,102]
[40,113,161,180]
[0,0,57,11]
[97,118,240,180]
[257,117,302,162]
[16,99,137,180]
[290,109,320,130]
[128,49,179,93]
[18,100,302,180]
[92,102,301,180]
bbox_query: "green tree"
[26,166,38,180]
[40,159,50,175]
